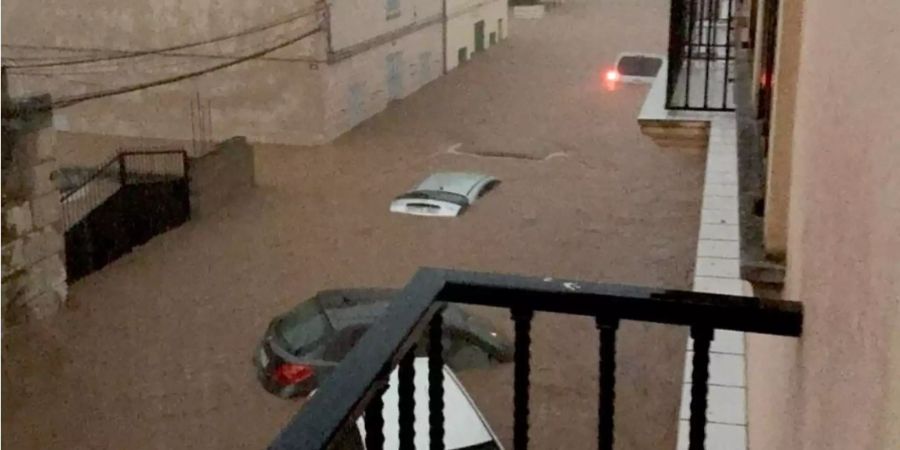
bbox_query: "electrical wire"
[3,5,321,69]
[48,26,321,110]
[8,27,315,78]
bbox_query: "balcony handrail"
[269,267,803,450]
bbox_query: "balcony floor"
[3,1,705,449]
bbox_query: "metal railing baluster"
[365,387,387,450]
[596,317,619,450]
[512,308,534,450]
[398,349,416,450]
[688,327,714,450]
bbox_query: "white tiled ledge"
[677,115,750,450]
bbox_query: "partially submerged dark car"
[254,288,513,398]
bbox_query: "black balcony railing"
[666,0,738,111]
[268,268,802,450]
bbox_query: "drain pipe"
[442,0,448,74]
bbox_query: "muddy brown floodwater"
[3,0,705,448]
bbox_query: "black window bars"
[269,268,802,450]
[667,0,738,111]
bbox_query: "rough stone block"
[29,254,67,292]
[14,132,39,165]
[51,280,69,302]
[30,191,62,228]
[1,239,27,277]
[22,227,64,266]
[6,290,62,323]
[26,160,58,196]
[4,202,34,237]
[33,128,58,162]
[1,272,26,308]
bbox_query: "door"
[474,21,485,52]
[419,52,432,85]
[386,52,403,100]
[347,83,364,127]
[458,47,468,64]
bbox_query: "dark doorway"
[474,21,485,52]
[458,47,468,64]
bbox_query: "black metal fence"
[666,0,738,111]
[62,149,190,281]
[269,268,803,450]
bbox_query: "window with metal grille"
[386,0,401,19]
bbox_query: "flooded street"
[3,0,705,448]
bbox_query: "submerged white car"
[357,358,503,450]
[390,172,499,217]
[319,358,504,450]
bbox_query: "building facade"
[737,0,900,449]
[1,0,508,148]
[445,0,508,71]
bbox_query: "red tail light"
[274,363,314,385]
[606,70,620,82]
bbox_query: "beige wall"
[327,0,442,52]
[2,0,328,146]
[321,24,443,140]
[747,1,900,450]
[445,0,508,71]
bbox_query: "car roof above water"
[315,288,397,329]
[415,172,494,198]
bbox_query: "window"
[386,52,403,100]
[275,300,335,355]
[386,0,401,19]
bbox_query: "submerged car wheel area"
[322,358,504,450]
[390,172,499,217]
[254,288,512,399]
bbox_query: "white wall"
[327,0,442,52]
[445,0,508,71]
[321,24,443,140]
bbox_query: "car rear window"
[400,190,468,205]
[275,300,335,355]
[407,203,441,210]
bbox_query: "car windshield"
[398,190,468,206]
[275,300,335,355]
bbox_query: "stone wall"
[2,96,67,325]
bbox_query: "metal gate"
[62,150,190,281]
